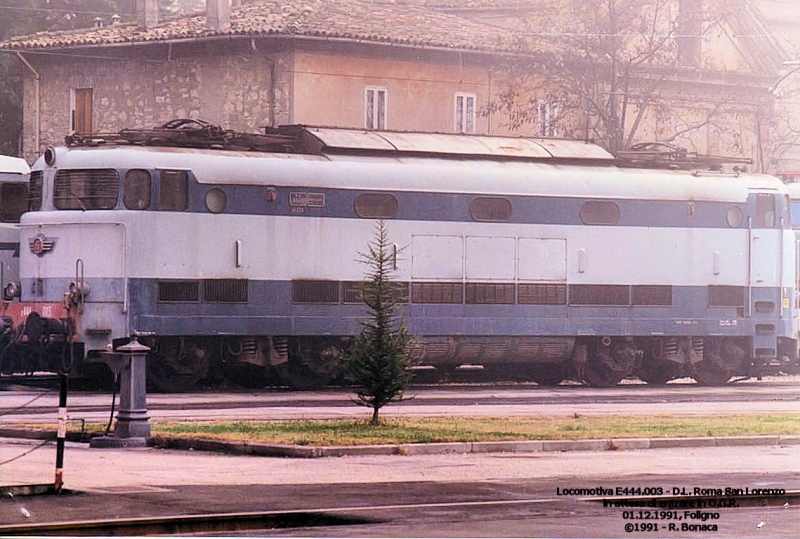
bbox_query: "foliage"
[344,220,414,425]
[489,0,739,154]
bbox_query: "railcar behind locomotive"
[0,155,34,376]
[0,155,29,294]
[5,121,798,390]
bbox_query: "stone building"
[0,0,787,169]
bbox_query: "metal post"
[90,338,151,448]
[114,339,151,439]
[54,373,68,492]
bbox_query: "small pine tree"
[345,220,413,425]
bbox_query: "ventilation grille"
[158,281,199,302]
[204,279,248,303]
[293,280,340,303]
[342,281,409,304]
[518,284,567,305]
[632,285,672,306]
[708,286,745,307]
[411,282,463,304]
[569,284,630,306]
[465,283,515,304]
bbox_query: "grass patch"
[20,414,800,446]
[140,414,800,446]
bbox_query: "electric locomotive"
[6,121,798,390]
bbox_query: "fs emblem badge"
[29,234,56,256]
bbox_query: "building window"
[454,92,476,134]
[537,101,559,137]
[365,86,387,130]
[70,88,93,134]
[677,0,702,67]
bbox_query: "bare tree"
[488,0,746,154]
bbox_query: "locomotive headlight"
[44,146,56,166]
[3,281,20,300]
[68,281,91,298]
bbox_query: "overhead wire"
[0,439,52,467]
[0,385,55,467]
[0,386,52,417]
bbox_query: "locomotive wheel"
[146,338,211,392]
[275,339,344,390]
[581,342,635,388]
[691,361,733,386]
[581,359,625,388]
[691,338,745,386]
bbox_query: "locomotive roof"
[37,143,785,204]
[297,126,615,161]
[0,155,30,177]
[784,181,800,200]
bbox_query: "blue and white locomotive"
[7,121,798,389]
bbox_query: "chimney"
[207,0,231,31]
[93,17,104,28]
[136,0,158,31]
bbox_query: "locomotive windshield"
[0,181,28,223]
[791,201,800,229]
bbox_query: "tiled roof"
[0,0,512,53]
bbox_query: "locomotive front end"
[12,147,129,378]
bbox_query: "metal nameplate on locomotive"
[289,192,326,208]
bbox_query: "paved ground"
[1,380,799,536]
[1,437,799,536]
[3,378,800,424]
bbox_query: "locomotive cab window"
[791,201,800,229]
[755,194,775,228]
[54,169,119,210]
[579,200,620,225]
[28,171,43,211]
[123,169,151,210]
[0,183,29,222]
[355,193,398,219]
[159,170,188,211]
[470,197,512,222]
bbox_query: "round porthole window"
[726,206,743,228]
[205,188,227,214]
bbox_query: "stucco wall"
[292,50,493,133]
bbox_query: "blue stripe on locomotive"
[178,181,743,229]
[119,278,789,339]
